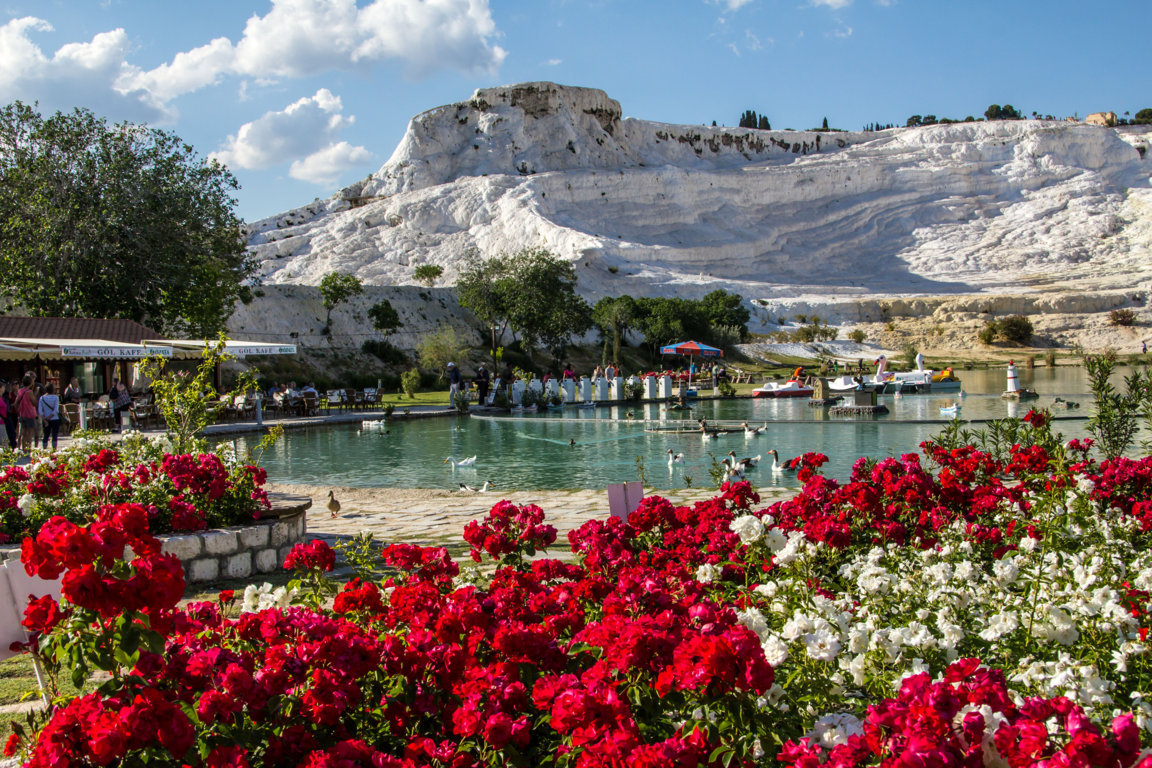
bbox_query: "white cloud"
[0,17,169,122]
[290,141,373,185]
[810,0,853,7]
[212,88,365,173]
[709,0,755,11]
[546,58,562,66]
[0,0,505,123]
[125,37,235,102]
[745,29,763,51]
[230,0,505,80]
[833,24,853,37]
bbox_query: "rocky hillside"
[237,82,1152,351]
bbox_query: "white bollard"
[545,379,560,400]
[563,379,576,403]
[579,377,592,403]
[644,376,659,399]
[512,380,526,406]
[1006,361,1019,393]
[594,379,609,401]
[610,379,624,401]
[659,375,673,399]
[528,379,543,395]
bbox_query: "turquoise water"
[238,366,1098,491]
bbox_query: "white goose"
[741,421,766,437]
[699,419,723,440]
[766,449,795,475]
[459,480,494,493]
[727,451,761,473]
[666,448,685,465]
[444,455,478,468]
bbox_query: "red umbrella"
[659,340,724,389]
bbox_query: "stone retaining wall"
[0,493,312,585]
[163,509,308,583]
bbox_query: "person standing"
[111,379,132,432]
[447,362,462,406]
[2,384,16,448]
[14,375,37,451]
[38,382,61,450]
[475,363,490,406]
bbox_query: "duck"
[444,455,478,468]
[666,448,685,465]
[766,449,795,475]
[459,480,494,493]
[327,490,341,518]
[741,421,766,437]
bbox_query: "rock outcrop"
[240,82,1152,345]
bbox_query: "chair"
[326,390,344,413]
[62,403,80,434]
[345,389,360,412]
[361,388,376,411]
[302,392,319,417]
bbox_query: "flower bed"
[9,414,1152,767]
[0,433,270,544]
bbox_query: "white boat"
[939,404,960,416]
[753,368,814,399]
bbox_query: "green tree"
[1134,108,1152,125]
[318,272,363,329]
[368,299,403,335]
[821,117,829,130]
[417,326,466,379]
[757,115,771,130]
[458,248,590,362]
[593,296,636,364]
[501,248,591,361]
[0,102,254,335]
[413,264,443,288]
[906,115,923,127]
[457,250,511,359]
[1085,353,1145,459]
[739,110,758,128]
[139,337,255,454]
[699,289,750,341]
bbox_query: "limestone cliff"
[239,82,1152,347]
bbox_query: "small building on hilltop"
[1086,111,1118,127]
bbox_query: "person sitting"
[562,363,576,380]
[301,382,318,395]
[605,363,616,381]
[591,365,603,381]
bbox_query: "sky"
[2,0,1147,222]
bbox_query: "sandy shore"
[269,482,795,548]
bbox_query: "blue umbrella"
[659,340,724,389]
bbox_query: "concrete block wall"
[0,496,311,585]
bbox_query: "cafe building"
[0,316,296,396]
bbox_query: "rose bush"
[10,413,1152,767]
[0,432,269,543]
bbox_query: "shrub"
[1110,308,1137,327]
[848,329,866,344]
[400,368,420,399]
[999,314,1034,344]
[717,381,736,397]
[1044,349,1056,367]
[978,322,997,345]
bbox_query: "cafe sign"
[61,345,173,359]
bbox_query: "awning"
[157,340,298,359]
[0,338,173,360]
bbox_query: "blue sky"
[2,0,1147,222]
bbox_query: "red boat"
[752,368,814,399]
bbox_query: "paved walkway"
[271,483,796,555]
